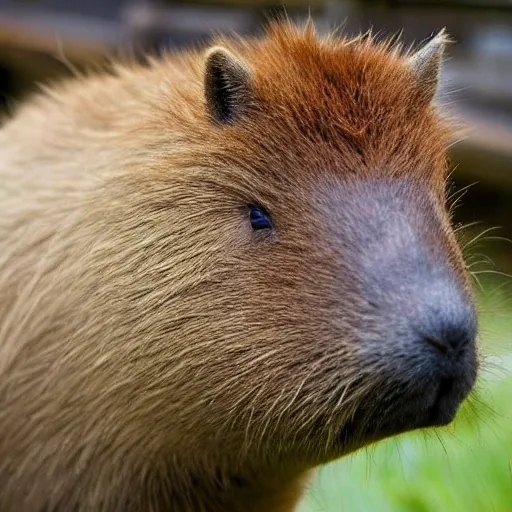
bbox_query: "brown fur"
[0,21,474,511]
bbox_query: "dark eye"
[249,204,272,231]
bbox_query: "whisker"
[462,226,503,252]
[470,272,485,294]
[453,220,482,234]
[434,430,449,457]
[472,270,512,280]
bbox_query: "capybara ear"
[407,29,450,104]
[204,46,252,124]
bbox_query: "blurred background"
[0,1,510,510]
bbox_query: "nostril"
[443,322,475,354]
[423,335,449,355]
[418,303,477,357]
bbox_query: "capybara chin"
[0,20,478,512]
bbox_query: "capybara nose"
[385,278,479,427]
[422,319,475,357]
[415,281,477,361]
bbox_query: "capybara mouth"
[335,355,477,452]
[425,374,474,427]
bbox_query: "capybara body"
[0,22,477,511]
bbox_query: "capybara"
[0,21,478,512]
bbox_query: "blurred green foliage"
[300,277,512,512]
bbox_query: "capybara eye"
[249,205,272,231]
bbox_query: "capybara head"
[0,20,478,502]
[149,23,477,466]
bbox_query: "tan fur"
[0,21,473,511]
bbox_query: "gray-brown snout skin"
[323,178,478,438]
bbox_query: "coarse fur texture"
[0,21,477,512]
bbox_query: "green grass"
[300,278,512,512]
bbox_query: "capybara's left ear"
[407,29,450,104]
[204,46,253,125]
